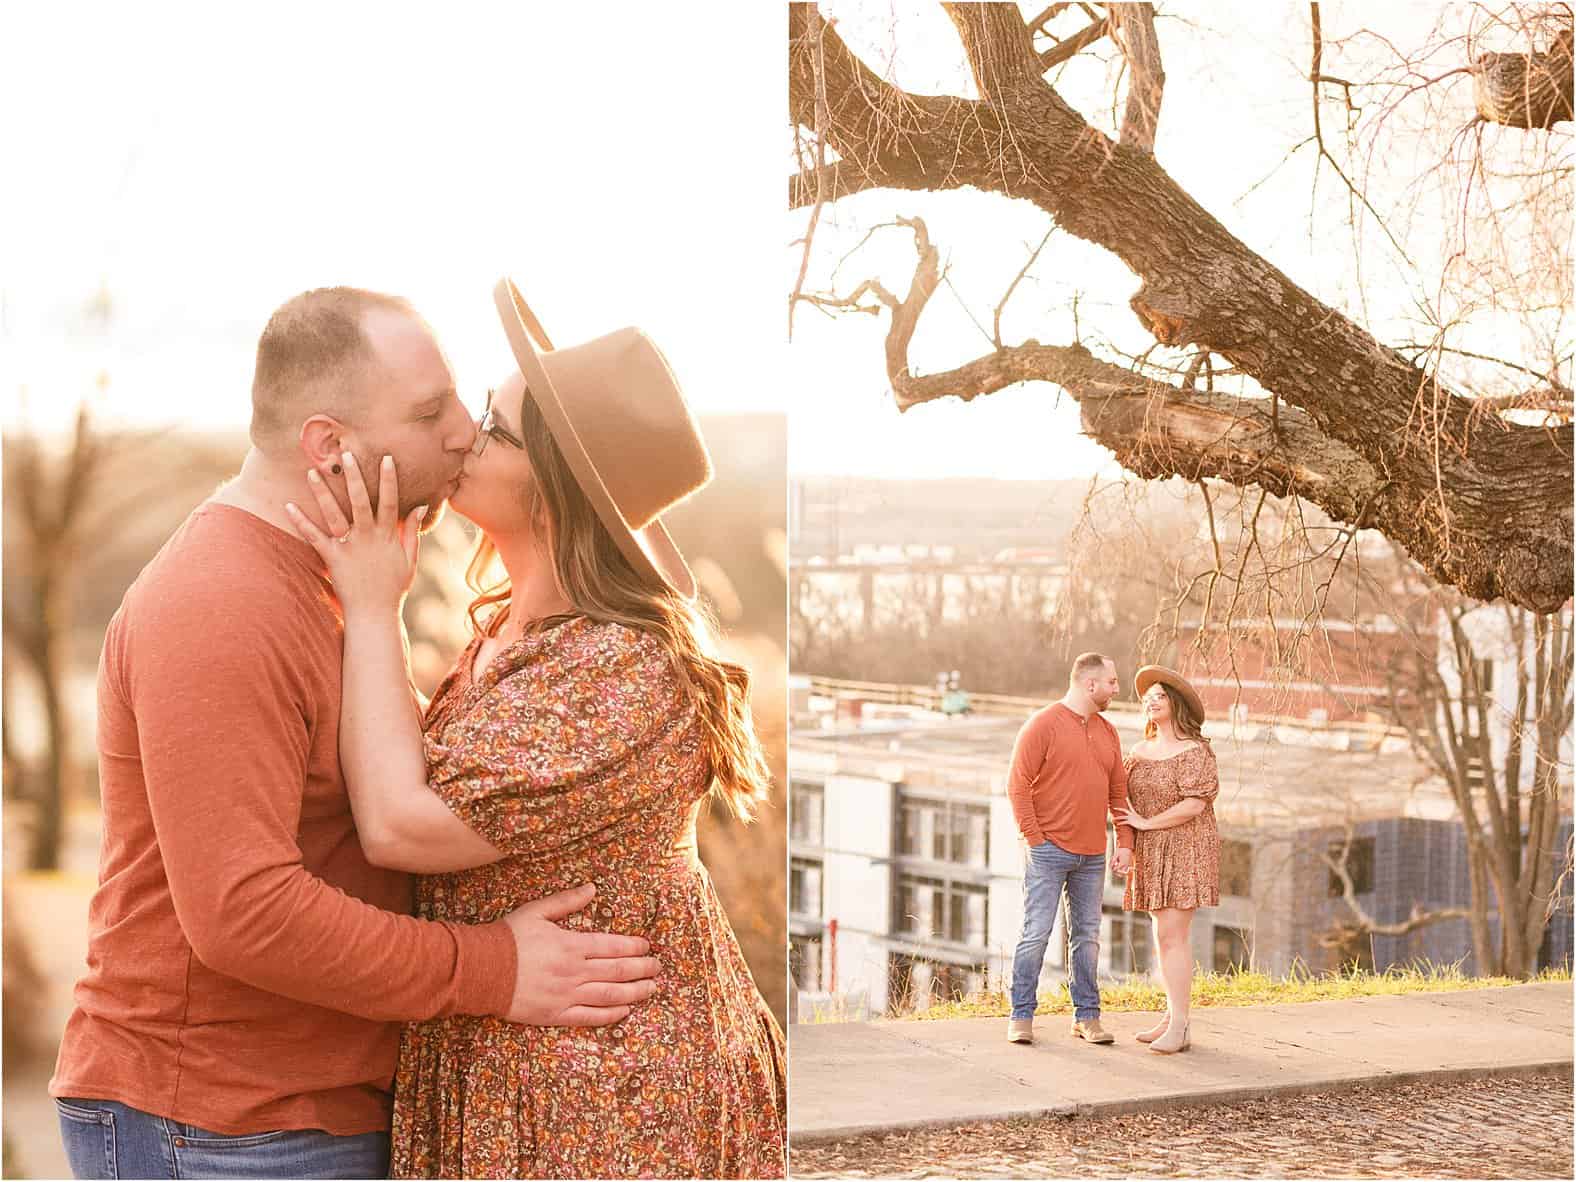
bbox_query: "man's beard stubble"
[350,445,455,527]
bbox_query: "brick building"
[1175,616,1423,725]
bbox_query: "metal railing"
[803,674,1410,740]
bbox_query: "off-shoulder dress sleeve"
[422,623,702,859]
[1178,744,1220,801]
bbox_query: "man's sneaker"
[1007,1018,1034,1044]
[1070,1018,1115,1044]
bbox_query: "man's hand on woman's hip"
[500,883,661,1026]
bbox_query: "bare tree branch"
[1318,815,1467,960]
[809,211,1568,616]
[790,6,834,342]
[993,225,1057,348]
[1108,4,1165,152]
[787,2,1574,612]
[1039,17,1111,70]
[1309,4,1417,268]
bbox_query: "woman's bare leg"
[1136,911,1169,1041]
[1150,908,1194,1052]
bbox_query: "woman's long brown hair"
[1143,683,1210,745]
[463,391,771,820]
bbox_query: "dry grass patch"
[901,962,1572,1021]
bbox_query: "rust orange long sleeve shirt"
[1006,702,1134,855]
[50,504,516,1136]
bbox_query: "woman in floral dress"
[285,280,786,1177]
[1114,666,1220,1056]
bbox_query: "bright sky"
[3,3,1556,472]
[786,1,1556,479]
[1,4,783,435]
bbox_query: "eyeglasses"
[473,388,526,456]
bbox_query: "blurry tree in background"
[1378,567,1574,978]
[3,285,238,870]
[794,575,1062,692]
[3,376,236,870]
[790,478,1377,702]
[3,403,104,872]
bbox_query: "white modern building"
[789,697,1572,1018]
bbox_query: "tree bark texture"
[1108,3,1164,152]
[789,3,1573,613]
[1473,28,1574,129]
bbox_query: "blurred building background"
[788,472,1574,1025]
[788,677,1573,1021]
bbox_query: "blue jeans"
[1009,838,1105,1021]
[55,1097,390,1180]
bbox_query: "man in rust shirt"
[50,288,660,1180]
[1005,652,1134,1046]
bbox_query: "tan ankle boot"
[1149,1017,1190,1054]
[1070,1018,1115,1045]
[1135,1012,1170,1044]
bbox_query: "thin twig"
[993,226,1057,349]
[789,8,833,342]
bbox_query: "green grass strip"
[897,961,1572,1022]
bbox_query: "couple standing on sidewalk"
[1007,653,1221,1054]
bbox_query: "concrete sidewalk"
[789,982,1573,1143]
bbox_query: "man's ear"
[299,415,347,472]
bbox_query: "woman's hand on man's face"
[285,452,426,617]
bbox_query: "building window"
[1107,908,1152,975]
[790,780,825,845]
[895,794,989,867]
[1212,925,1250,973]
[889,953,986,1013]
[1326,836,1375,896]
[893,874,988,947]
[790,858,823,920]
[1220,839,1253,897]
[790,934,823,992]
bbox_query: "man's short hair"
[249,287,417,449]
[1069,652,1113,684]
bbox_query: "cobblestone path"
[790,1069,1573,1179]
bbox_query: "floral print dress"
[390,616,786,1179]
[1121,743,1221,912]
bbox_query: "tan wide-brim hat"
[492,277,711,600]
[1134,665,1206,721]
